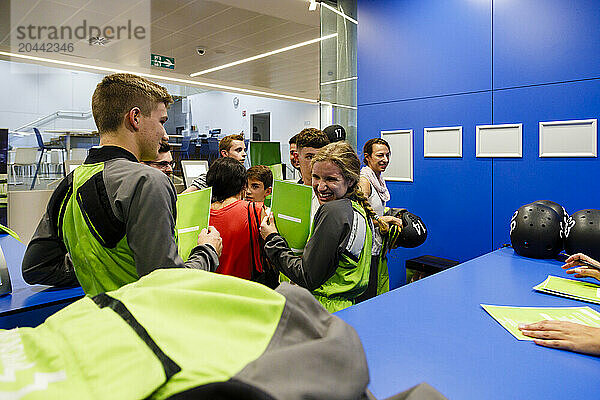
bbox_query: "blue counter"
[0,234,84,329]
[336,248,600,399]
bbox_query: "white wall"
[189,91,319,166]
[0,60,102,147]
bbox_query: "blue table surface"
[0,234,84,315]
[336,248,600,400]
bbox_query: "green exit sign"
[151,54,174,69]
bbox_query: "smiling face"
[365,143,390,175]
[312,160,352,205]
[222,139,246,163]
[138,102,169,161]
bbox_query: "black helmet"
[396,211,427,248]
[384,209,427,249]
[531,200,568,222]
[564,209,600,261]
[510,203,563,258]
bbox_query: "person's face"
[289,143,300,170]
[312,161,352,205]
[144,151,174,177]
[138,102,168,161]
[365,143,390,174]
[245,178,272,203]
[223,140,246,162]
[298,146,319,186]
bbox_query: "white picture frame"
[424,126,463,158]
[381,129,413,182]
[476,123,523,158]
[539,119,597,157]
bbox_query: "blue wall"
[358,0,600,288]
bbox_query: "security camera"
[196,47,206,56]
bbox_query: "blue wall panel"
[357,0,491,105]
[358,0,600,289]
[358,92,492,288]
[494,0,600,88]
[492,81,600,248]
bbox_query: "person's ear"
[126,107,142,131]
[265,187,272,197]
[220,149,228,158]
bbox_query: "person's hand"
[562,253,600,282]
[518,320,600,356]
[380,215,402,230]
[197,226,222,257]
[260,212,278,239]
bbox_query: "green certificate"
[481,304,600,340]
[175,187,212,261]
[267,163,284,181]
[271,180,313,253]
[534,275,600,305]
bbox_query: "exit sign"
[151,54,174,69]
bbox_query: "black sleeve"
[21,212,79,287]
[264,200,353,291]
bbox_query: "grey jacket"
[22,146,218,287]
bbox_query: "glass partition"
[319,0,358,148]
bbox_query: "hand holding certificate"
[269,180,313,253]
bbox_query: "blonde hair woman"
[260,142,387,312]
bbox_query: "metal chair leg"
[31,149,45,190]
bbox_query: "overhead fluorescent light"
[308,0,318,11]
[320,76,358,86]
[190,33,338,77]
[0,51,318,104]
[320,3,358,25]
[319,100,357,110]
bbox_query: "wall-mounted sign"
[151,54,174,69]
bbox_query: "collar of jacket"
[85,145,138,164]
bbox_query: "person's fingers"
[519,320,567,331]
[533,339,569,350]
[562,261,578,270]
[565,267,600,280]
[565,253,586,263]
[520,329,565,340]
[261,214,269,226]
[565,267,583,274]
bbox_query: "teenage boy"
[183,133,246,193]
[22,73,222,296]
[295,128,329,185]
[245,165,273,203]
[142,139,174,177]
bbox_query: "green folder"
[175,187,212,261]
[533,275,600,305]
[249,141,281,166]
[481,304,600,340]
[267,163,284,180]
[271,180,313,253]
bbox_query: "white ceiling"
[0,0,321,99]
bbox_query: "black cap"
[323,124,346,143]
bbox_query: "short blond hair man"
[22,73,222,295]
[183,133,247,193]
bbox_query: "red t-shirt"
[209,200,263,280]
